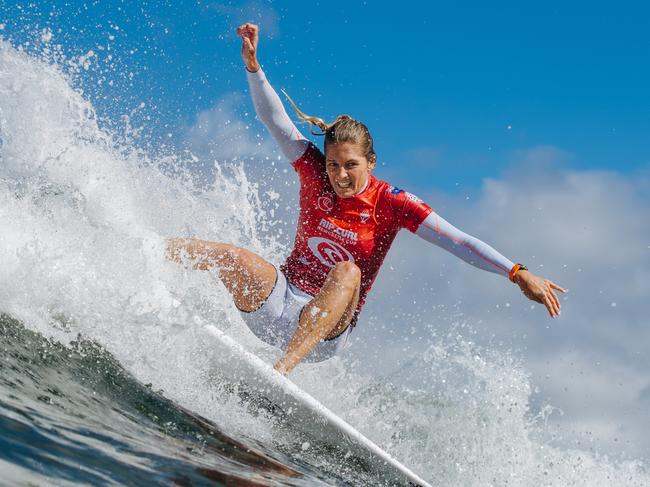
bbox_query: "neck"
[354,175,370,195]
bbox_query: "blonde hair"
[282,90,376,163]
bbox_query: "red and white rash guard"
[246,68,517,317]
[281,143,432,312]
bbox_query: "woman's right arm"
[237,23,309,162]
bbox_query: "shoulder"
[293,143,330,194]
[377,179,433,231]
[292,142,325,173]
[378,180,416,207]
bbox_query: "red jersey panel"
[280,144,432,314]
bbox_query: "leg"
[167,238,276,312]
[274,261,361,375]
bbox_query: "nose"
[335,166,348,180]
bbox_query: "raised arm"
[416,212,566,317]
[237,23,309,162]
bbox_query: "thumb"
[243,36,254,51]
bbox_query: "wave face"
[1,39,649,486]
[0,314,332,486]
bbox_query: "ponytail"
[281,89,332,134]
[281,90,376,163]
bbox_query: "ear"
[368,156,377,172]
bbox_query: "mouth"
[336,181,352,189]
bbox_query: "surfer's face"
[325,142,376,198]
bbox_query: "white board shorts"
[240,269,351,363]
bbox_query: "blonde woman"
[168,24,565,375]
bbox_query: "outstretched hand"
[514,270,566,318]
[236,23,260,72]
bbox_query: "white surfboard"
[203,325,431,487]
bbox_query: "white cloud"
[184,92,274,162]
[355,146,650,458]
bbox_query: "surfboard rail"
[203,325,432,487]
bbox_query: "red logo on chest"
[317,195,334,213]
[307,237,354,267]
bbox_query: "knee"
[331,261,361,286]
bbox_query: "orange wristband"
[509,263,527,282]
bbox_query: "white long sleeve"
[246,68,310,162]
[415,212,515,277]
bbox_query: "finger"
[542,294,557,317]
[543,282,559,308]
[243,37,253,51]
[549,289,561,313]
[548,292,560,316]
[549,290,561,316]
[548,281,567,293]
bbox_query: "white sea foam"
[0,39,281,443]
[0,39,648,485]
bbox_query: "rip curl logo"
[317,195,334,213]
[359,210,370,223]
[307,237,354,268]
[318,218,358,242]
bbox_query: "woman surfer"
[167,23,566,375]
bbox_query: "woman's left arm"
[416,212,566,317]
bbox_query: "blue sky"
[2,1,649,192]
